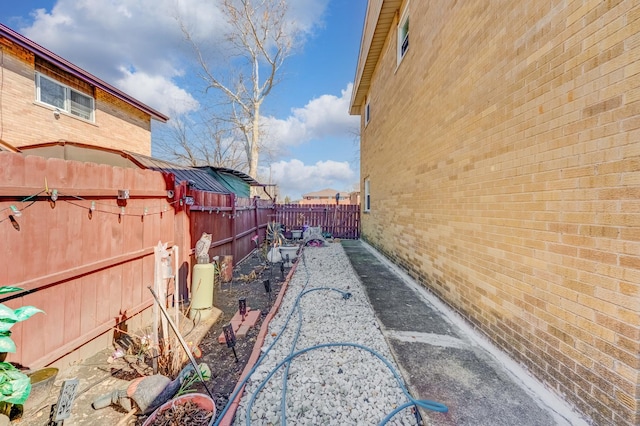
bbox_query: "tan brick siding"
[0,37,151,154]
[359,1,639,424]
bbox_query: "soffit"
[350,0,402,115]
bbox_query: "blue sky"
[0,0,366,200]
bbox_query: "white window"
[36,73,95,121]
[364,101,371,126]
[397,6,409,65]
[364,178,371,212]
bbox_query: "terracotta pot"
[143,393,215,426]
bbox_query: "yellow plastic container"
[190,263,215,319]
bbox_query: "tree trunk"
[248,103,261,178]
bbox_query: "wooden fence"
[0,152,175,368]
[189,192,274,264]
[0,151,359,369]
[274,203,360,239]
[0,153,275,369]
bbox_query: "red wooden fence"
[189,192,273,264]
[0,152,175,368]
[0,151,359,370]
[0,153,275,369]
[274,203,360,239]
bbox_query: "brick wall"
[358,1,639,424]
[0,37,152,154]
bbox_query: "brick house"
[350,1,639,425]
[299,188,354,205]
[0,23,168,154]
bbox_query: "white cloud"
[264,159,356,200]
[262,83,359,149]
[19,0,222,117]
[18,0,329,118]
[286,0,330,35]
[116,68,199,117]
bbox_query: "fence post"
[254,196,259,238]
[231,193,237,260]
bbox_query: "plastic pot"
[24,367,58,413]
[143,393,215,426]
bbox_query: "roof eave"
[349,0,402,115]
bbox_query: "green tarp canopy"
[206,169,250,197]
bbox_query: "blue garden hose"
[245,342,448,426]
[210,246,448,426]
[210,248,312,425]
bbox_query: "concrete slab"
[235,324,251,339]
[229,308,261,327]
[390,340,555,426]
[341,240,584,426]
[342,242,458,337]
[18,307,221,425]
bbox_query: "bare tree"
[155,114,247,169]
[348,124,361,166]
[181,0,296,178]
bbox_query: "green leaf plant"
[0,286,44,353]
[0,286,44,416]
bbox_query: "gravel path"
[233,243,418,426]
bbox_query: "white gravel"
[233,243,417,426]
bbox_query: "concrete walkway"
[341,240,587,426]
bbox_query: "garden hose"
[210,246,448,426]
[210,248,312,425]
[245,342,448,426]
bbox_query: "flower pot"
[279,246,298,267]
[143,393,215,426]
[24,367,58,413]
[291,230,302,239]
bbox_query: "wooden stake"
[115,407,138,426]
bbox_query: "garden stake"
[239,297,247,321]
[147,287,215,401]
[223,323,238,362]
[263,279,272,305]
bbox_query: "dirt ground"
[183,251,288,423]
[9,249,289,426]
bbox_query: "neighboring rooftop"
[302,188,351,198]
[0,23,169,123]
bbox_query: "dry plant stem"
[148,287,215,401]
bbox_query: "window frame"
[397,5,410,66]
[364,100,371,126]
[364,178,371,212]
[36,72,95,122]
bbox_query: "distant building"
[299,188,354,205]
[0,23,167,155]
